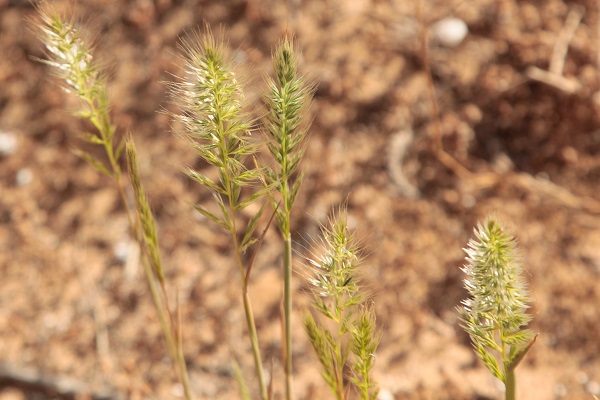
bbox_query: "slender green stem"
[227,181,267,400]
[279,140,294,400]
[234,224,268,400]
[140,255,176,363]
[96,69,195,400]
[125,140,193,399]
[505,367,516,400]
[283,235,293,400]
[109,126,194,400]
[242,288,267,400]
[160,280,193,400]
[169,30,269,399]
[265,38,314,400]
[335,306,345,400]
[139,252,192,400]
[279,177,293,400]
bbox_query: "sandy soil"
[1,0,600,399]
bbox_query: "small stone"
[554,383,567,397]
[171,383,184,398]
[113,240,131,263]
[586,380,600,395]
[15,168,32,186]
[432,18,468,47]
[0,131,17,156]
[377,389,395,400]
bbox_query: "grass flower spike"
[36,6,122,180]
[264,37,313,229]
[168,29,270,400]
[264,37,314,400]
[459,217,536,400]
[304,208,379,400]
[36,7,193,399]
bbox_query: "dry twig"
[526,7,584,94]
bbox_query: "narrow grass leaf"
[193,204,230,230]
[231,360,252,400]
[114,136,126,161]
[289,173,304,208]
[213,193,232,230]
[241,202,266,252]
[185,168,225,195]
[81,132,106,145]
[237,186,273,210]
[507,334,537,371]
[73,149,112,178]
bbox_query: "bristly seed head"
[36,9,101,100]
[459,217,534,383]
[305,208,362,300]
[461,218,531,333]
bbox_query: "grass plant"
[459,217,536,400]
[263,37,315,400]
[167,29,271,400]
[35,6,320,397]
[303,208,380,400]
[35,4,544,400]
[34,6,193,399]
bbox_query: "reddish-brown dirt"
[1,1,600,399]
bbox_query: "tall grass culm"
[167,31,315,399]
[263,37,315,400]
[33,5,193,399]
[303,208,380,400]
[167,29,272,400]
[459,217,537,400]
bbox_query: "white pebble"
[0,131,17,156]
[432,17,468,47]
[171,383,184,398]
[16,168,33,186]
[554,383,568,397]
[586,380,600,395]
[377,389,395,400]
[113,240,131,263]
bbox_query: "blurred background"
[1,0,600,399]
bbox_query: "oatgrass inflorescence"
[459,217,536,400]
[303,208,380,400]
[263,37,315,400]
[35,6,193,399]
[34,6,123,193]
[167,29,272,400]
